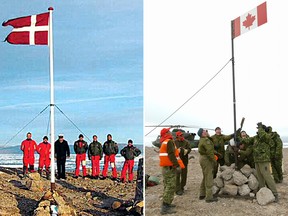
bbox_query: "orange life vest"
[159,139,185,169]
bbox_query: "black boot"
[23,166,28,176]
[160,202,177,215]
[46,168,50,180]
[38,168,43,176]
[29,165,35,173]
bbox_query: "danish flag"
[2,12,49,45]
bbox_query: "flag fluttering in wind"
[232,1,267,38]
[2,12,49,45]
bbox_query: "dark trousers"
[57,157,66,178]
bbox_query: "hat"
[197,128,204,137]
[128,139,133,144]
[160,128,170,136]
[215,127,221,131]
[58,134,64,138]
[43,136,48,140]
[79,134,84,138]
[176,131,183,137]
[107,134,112,137]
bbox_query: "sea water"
[0,144,143,172]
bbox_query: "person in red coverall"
[74,134,88,178]
[37,136,51,179]
[120,139,141,183]
[101,134,119,180]
[20,132,38,175]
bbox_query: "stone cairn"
[213,164,276,205]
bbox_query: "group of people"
[20,132,142,183]
[197,123,283,205]
[158,123,283,215]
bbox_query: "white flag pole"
[48,7,56,191]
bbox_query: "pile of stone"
[213,164,276,205]
[33,190,77,216]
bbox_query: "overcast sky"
[144,1,288,146]
[0,0,143,147]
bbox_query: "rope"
[55,105,92,143]
[46,110,51,136]
[2,105,50,148]
[145,58,232,136]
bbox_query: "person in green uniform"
[174,131,191,195]
[159,128,181,215]
[267,126,283,183]
[210,127,234,177]
[198,128,218,203]
[240,122,278,202]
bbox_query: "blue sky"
[0,0,143,147]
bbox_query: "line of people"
[20,132,142,183]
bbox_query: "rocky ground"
[0,168,140,216]
[145,147,288,216]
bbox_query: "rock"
[233,171,248,186]
[214,176,224,188]
[28,172,41,181]
[221,167,235,181]
[53,192,66,206]
[238,184,251,196]
[240,164,253,177]
[39,200,50,207]
[222,184,238,196]
[224,177,234,186]
[248,174,259,191]
[43,190,53,200]
[256,187,275,205]
[212,185,220,195]
[249,192,255,198]
[26,179,44,192]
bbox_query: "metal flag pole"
[231,20,239,170]
[231,20,237,141]
[48,7,56,191]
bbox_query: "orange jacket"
[159,139,185,169]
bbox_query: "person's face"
[176,134,183,140]
[93,136,97,141]
[108,135,112,141]
[59,137,64,142]
[241,132,247,138]
[215,129,221,135]
[79,137,83,141]
[203,130,209,137]
[27,133,32,139]
[43,138,48,142]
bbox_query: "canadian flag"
[232,2,267,39]
[2,12,49,45]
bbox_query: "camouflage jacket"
[198,137,215,162]
[270,132,283,159]
[210,134,233,159]
[241,128,272,163]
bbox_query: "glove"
[183,149,188,156]
[236,128,241,134]
[175,166,182,174]
[265,127,270,133]
[257,122,263,128]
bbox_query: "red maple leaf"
[242,13,255,29]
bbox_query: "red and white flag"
[232,2,267,39]
[2,12,49,45]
